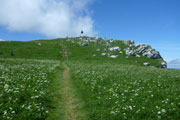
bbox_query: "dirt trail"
[61,44,85,120]
[62,63,78,120]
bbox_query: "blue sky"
[92,0,180,61]
[0,0,180,61]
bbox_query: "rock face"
[136,44,161,59]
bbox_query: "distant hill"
[168,59,180,69]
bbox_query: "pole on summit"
[81,30,83,35]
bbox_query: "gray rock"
[161,62,167,68]
[143,62,150,66]
[136,44,161,59]
[126,49,135,56]
[101,53,107,56]
[110,55,118,58]
[148,51,161,59]
[109,47,120,51]
[136,44,151,54]
[136,54,140,57]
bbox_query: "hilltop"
[0,37,166,68]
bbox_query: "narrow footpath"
[61,44,86,120]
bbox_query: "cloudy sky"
[0,0,180,62]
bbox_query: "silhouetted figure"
[81,30,84,34]
[10,50,14,56]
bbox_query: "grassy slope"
[62,37,163,67]
[0,38,163,67]
[1,38,180,120]
[69,61,180,120]
[0,40,65,120]
[0,59,62,120]
[62,38,180,119]
[0,40,62,60]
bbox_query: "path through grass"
[61,43,87,120]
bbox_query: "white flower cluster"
[0,59,59,119]
[70,61,180,119]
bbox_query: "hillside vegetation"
[0,37,180,120]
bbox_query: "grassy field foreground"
[69,60,180,120]
[0,59,63,120]
[0,38,180,120]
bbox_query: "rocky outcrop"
[74,37,166,68]
[136,44,161,59]
[161,61,167,68]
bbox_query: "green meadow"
[0,37,180,120]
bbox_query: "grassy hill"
[0,37,164,67]
[0,37,180,120]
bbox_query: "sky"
[0,0,180,62]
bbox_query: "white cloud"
[0,38,5,41]
[0,0,95,38]
[168,59,180,65]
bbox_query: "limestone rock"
[161,62,167,68]
[101,53,107,56]
[126,49,135,56]
[109,47,120,51]
[136,44,161,59]
[136,54,141,58]
[110,55,118,58]
[143,62,150,66]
